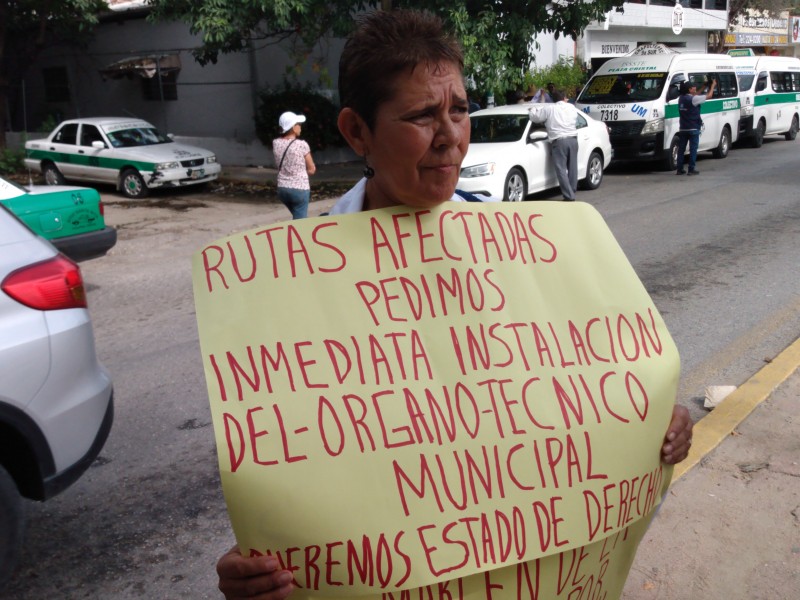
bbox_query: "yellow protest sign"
[192,201,679,598]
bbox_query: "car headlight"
[206,156,217,164]
[460,162,495,178]
[155,161,180,170]
[640,118,664,135]
[740,105,754,117]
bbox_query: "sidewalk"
[623,337,800,599]
[220,163,800,599]
[219,162,364,186]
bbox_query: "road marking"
[672,335,800,482]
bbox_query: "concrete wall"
[13,14,343,149]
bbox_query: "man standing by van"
[529,90,579,200]
[676,78,716,175]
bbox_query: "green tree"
[0,0,105,148]
[147,0,626,100]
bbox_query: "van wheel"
[752,120,765,148]
[0,466,25,586]
[120,169,149,199]
[579,151,604,190]
[42,162,65,186]
[503,168,526,202]
[663,136,681,171]
[712,126,731,158]
[784,115,798,141]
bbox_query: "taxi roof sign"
[727,48,755,57]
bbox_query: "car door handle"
[79,150,85,154]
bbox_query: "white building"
[534,1,729,75]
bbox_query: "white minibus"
[730,50,800,146]
[575,45,740,170]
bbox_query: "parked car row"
[574,46,800,170]
[24,117,221,199]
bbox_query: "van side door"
[767,71,794,134]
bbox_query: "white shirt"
[328,178,497,215]
[528,101,581,141]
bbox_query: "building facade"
[11,2,800,165]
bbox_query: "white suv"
[0,204,114,585]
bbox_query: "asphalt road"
[2,136,798,599]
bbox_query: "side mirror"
[92,141,106,149]
[528,130,548,142]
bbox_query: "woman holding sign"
[216,9,693,600]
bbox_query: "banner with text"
[192,202,679,596]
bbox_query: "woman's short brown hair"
[338,9,464,130]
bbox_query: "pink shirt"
[272,137,311,190]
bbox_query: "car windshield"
[577,72,668,104]
[105,126,171,148]
[470,114,529,143]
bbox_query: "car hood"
[114,142,215,161]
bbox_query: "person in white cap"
[272,111,316,219]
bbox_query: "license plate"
[191,169,205,179]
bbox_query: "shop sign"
[724,32,789,46]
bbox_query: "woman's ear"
[337,108,369,156]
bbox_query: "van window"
[756,72,768,92]
[577,72,667,104]
[715,72,739,98]
[770,71,800,93]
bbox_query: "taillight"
[99,202,105,216]
[1,255,87,310]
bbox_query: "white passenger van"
[575,45,740,170]
[729,49,800,147]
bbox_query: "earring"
[363,157,374,179]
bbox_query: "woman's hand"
[217,545,295,600]
[661,405,693,464]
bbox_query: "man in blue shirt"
[676,78,716,175]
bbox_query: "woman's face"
[362,61,470,210]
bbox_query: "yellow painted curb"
[672,336,800,483]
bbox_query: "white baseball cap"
[279,111,306,133]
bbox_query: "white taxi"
[458,104,613,202]
[24,117,221,198]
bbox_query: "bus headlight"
[740,105,754,117]
[641,118,664,135]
